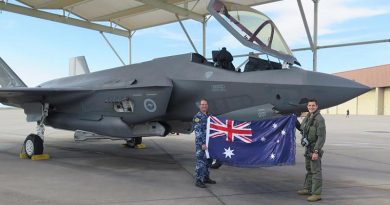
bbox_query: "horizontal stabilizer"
[0,57,27,88]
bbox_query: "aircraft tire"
[210,159,223,169]
[24,134,44,158]
[126,137,142,148]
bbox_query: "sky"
[0,0,389,87]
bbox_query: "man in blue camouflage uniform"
[193,98,216,188]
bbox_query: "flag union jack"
[209,116,253,143]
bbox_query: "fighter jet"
[0,0,369,158]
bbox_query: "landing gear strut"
[22,103,49,158]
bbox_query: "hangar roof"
[335,64,390,88]
[16,0,280,31]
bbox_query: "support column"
[129,34,132,65]
[313,0,319,72]
[128,31,136,65]
[375,87,384,115]
[202,18,206,57]
[356,96,359,115]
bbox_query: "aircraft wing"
[0,87,92,107]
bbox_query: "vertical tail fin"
[69,56,90,76]
[0,57,27,88]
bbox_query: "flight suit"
[300,110,326,195]
[193,111,211,183]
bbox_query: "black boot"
[195,180,206,188]
[204,177,216,184]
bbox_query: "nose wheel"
[23,134,44,158]
[124,137,145,149]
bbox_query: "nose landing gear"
[124,137,145,149]
[20,103,50,160]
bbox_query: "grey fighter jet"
[0,0,369,157]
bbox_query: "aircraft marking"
[144,98,157,112]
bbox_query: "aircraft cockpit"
[209,0,298,66]
[191,0,299,72]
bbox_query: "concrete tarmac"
[0,109,389,205]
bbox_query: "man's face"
[199,100,208,113]
[307,101,318,114]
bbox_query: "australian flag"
[206,115,296,167]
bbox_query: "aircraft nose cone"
[305,71,370,108]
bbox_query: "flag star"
[272,123,278,128]
[223,147,235,159]
[276,139,280,143]
[281,129,286,136]
[260,137,266,142]
[270,153,276,160]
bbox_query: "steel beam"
[136,0,204,22]
[229,39,390,60]
[18,0,88,9]
[0,2,129,37]
[176,14,198,53]
[297,0,314,51]
[313,0,319,72]
[292,39,390,52]
[90,0,186,21]
[100,32,126,66]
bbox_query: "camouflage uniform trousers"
[304,156,322,195]
[195,148,211,182]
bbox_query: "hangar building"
[326,64,390,115]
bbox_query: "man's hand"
[201,144,207,150]
[311,153,318,161]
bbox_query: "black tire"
[126,137,142,148]
[210,159,223,169]
[24,134,44,158]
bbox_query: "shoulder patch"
[194,117,200,123]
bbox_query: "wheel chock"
[31,154,50,160]
[19,153,29,159]
[134,144,146,149]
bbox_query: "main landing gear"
[20,103,50,160]
[124,137,145,149]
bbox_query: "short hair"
[307,98,318,105]
[199,98,208,103]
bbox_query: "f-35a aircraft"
[0,0,369,158]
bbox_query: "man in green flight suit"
[297,99,326,202]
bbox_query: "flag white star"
[270,153,276,160]
[281,129,286,136]
[223,147,235,159]
[272,123,278,128]
[276,139,280,143]
[260,137,266,142]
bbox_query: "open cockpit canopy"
[208,0,298,65]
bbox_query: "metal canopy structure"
[2,0,279,33]
[0,0,388,71]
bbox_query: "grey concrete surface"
[0,108,389,205]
